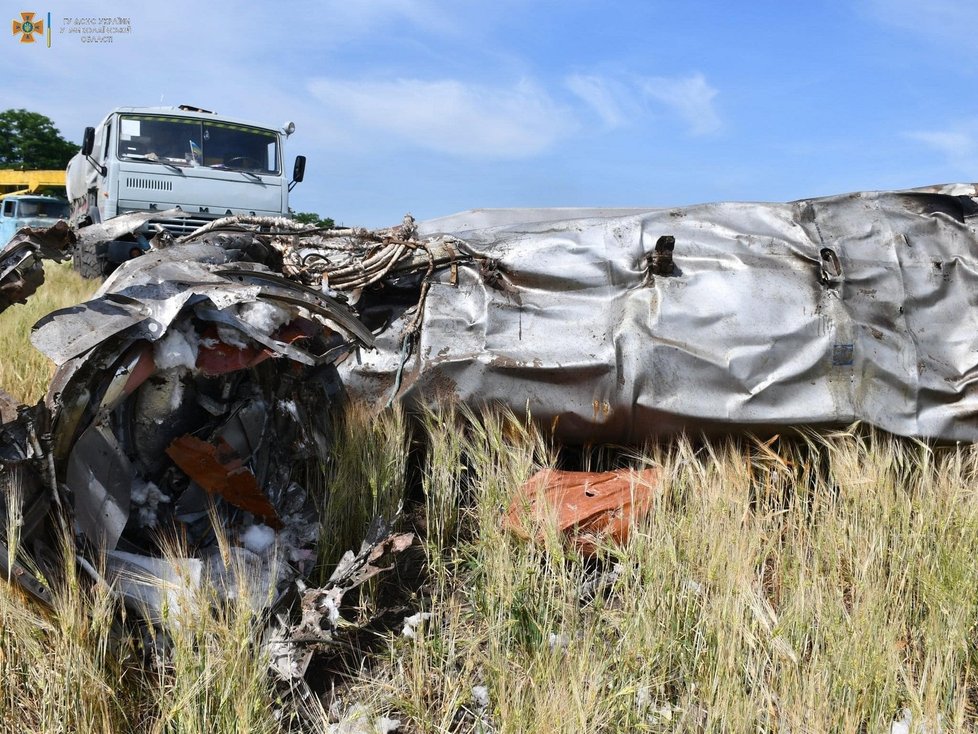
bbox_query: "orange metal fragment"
[504,468,658,554]
[195,318,320,376]
[166,434,282,528]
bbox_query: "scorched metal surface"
[340,183,978,442]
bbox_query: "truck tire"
[72,237,104,279]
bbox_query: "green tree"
[0,109,78,169]
[292,211,335,229]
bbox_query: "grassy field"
[0,262,99,403]
[2,269,978,732]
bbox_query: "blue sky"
[3,0,977,226]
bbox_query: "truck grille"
[120,212,217,237]
[148,215,214,236]
[125,177,174,192]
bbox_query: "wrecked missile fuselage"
[29,234,382,618]
[6,181,978,702]
[0,215,434,693]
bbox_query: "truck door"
[98,120,115,219]
[0,199,16,246]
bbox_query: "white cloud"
[640,73,721,136]
[565,72,722,136]
[306,77,576,158]
[565,74,628,128]
[906,124,978,172]
[907,130,974,155]
[863,0,978,52]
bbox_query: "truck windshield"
[18,200,69,218]
[117,115,280,174]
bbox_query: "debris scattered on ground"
[3,180,978,724]
[328,704,401,734]
[889,708,945,734]
[579,561,623,602]
[471,685,490,710]
[505,468,658,554]
[0,220,75,313]
[634,688,680,726]
[401,610,432,639]
[268,518,414,682]
[547,631,570,650]
[466,684,495,732]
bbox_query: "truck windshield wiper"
[122,154,185,174]
[208,163,263,182]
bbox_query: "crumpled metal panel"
[340,184,978,442]
[0,400,57,605]
[31,243,373,366]
[67,421,133,549]
[73,207,189,252]
[25,238,375,610]
[0,220,75,313]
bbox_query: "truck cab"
[0,195,69,247]
[66,104,305,276]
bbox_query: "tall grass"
[4,399,978,732]
[3,269,978,731]
[144,531,280,734]
[341,414,978,733]
[316,402,410,579]
[0,497,282,732]
[0,262,99,403]
[0,521,135,732]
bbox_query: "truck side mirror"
[81,127,95,156]
[289,155,306,191]
[81,126,106,176]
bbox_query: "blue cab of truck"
[0,195,70,247]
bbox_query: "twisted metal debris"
[4,180,978,695]
[1,211,444,689]
[0,220,75,313]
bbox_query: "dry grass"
[2,271,978,732]
[0,518,282,733]
[0,526,135,732]
[337,411,978,734]
[0,262,99,402]
[317,401,410,580]
[143,532,281,734]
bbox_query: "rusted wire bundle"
[179,214,468,295]
[177,214,470,392]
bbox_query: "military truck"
[66,104,306,277]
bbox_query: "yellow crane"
[0,169,66,199]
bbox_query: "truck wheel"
[72,237,104,279]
